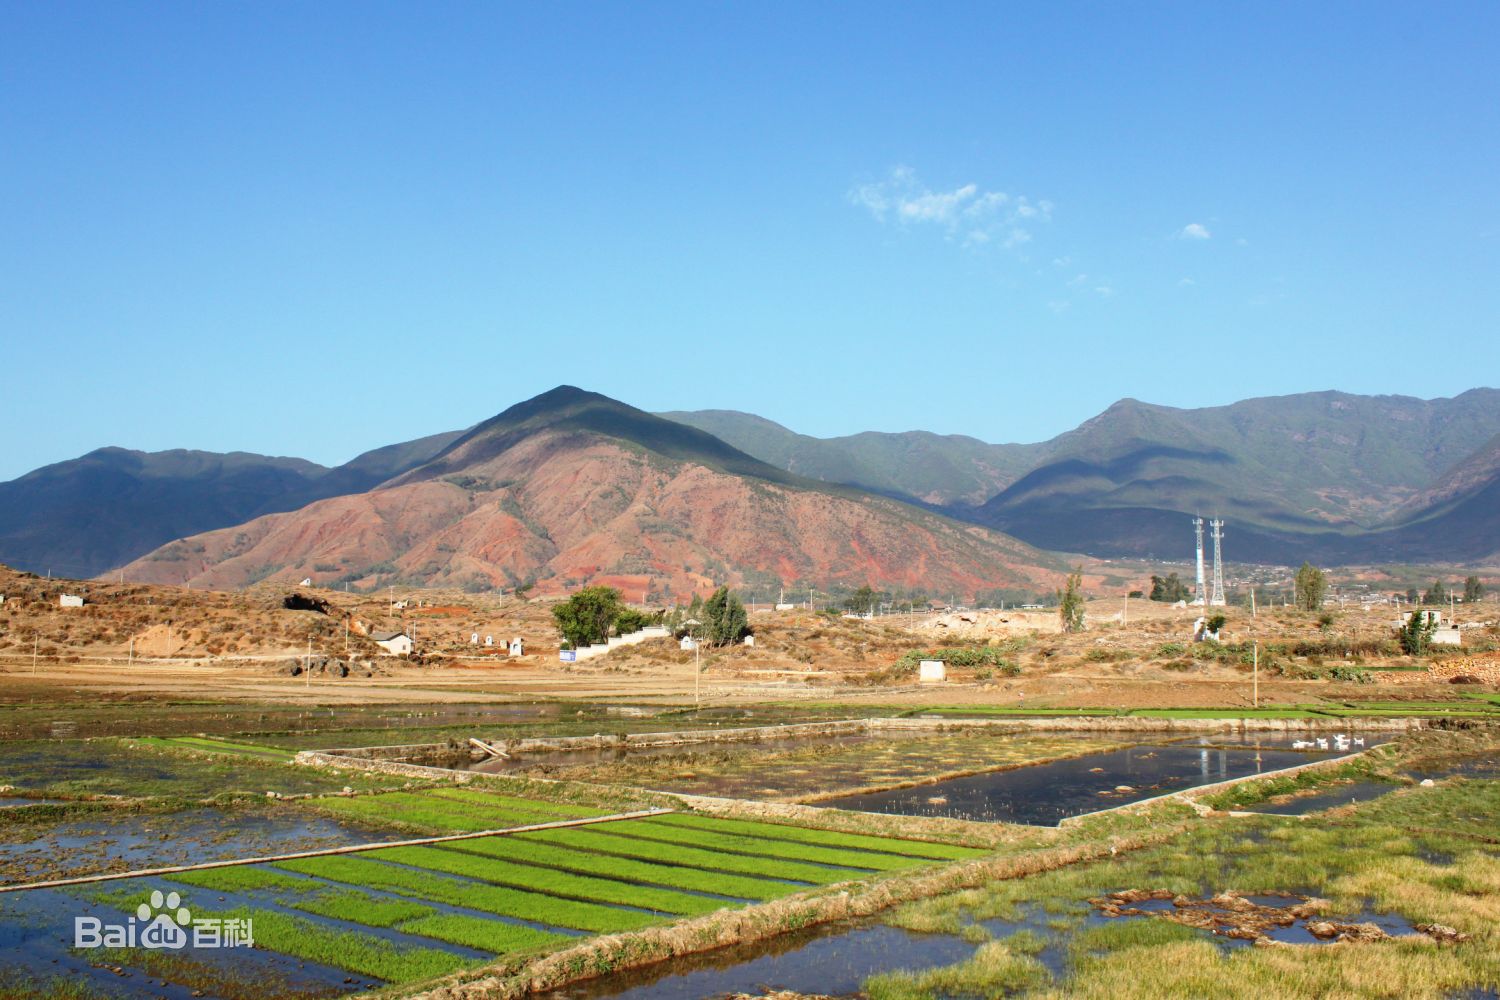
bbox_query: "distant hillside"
[659,409,1043,505]
[668,390,1500,564]
[122,387,1063,596]
[0,431,463,577]
[972,390,1500,561]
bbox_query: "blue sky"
[3,2,1497,481]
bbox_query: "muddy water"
[0,808,380,885]
[454,730,888,775]
[539,920,975,1000]
[821,745,1346,825]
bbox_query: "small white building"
[508,637,525,656]
[59,594,84,608]
[743,634,755,647]
[680,636,698,651]
[918,659,946,683]
[1432,627,1463,646]
[484,635,494,647]
[370,630,413,656]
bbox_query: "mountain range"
[2,386,1497,593]
[114,388,1063,598]
[668,389,1500,564]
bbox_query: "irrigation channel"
[0,717,1427,999]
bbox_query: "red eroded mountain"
[121,388,1066,597]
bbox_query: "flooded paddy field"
[821,743,1355,825]
[0,698,1491,1000]
[445,728,1133,802]
[0,805,387,884]
[550,741,1500,1000]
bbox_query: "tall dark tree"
[702,586,750,646]
[1058,567,1086,633]
[1294,562,1327,612]
[1398,609,1437,655]
[1423,580,1449,605]
[1463,576,1485,604]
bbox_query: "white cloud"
[1178,222,1212,240]
[849,167,1051,248]
[1094,285,1115,298]
[1178,277,1196,287]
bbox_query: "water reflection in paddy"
[821,744,1350,826]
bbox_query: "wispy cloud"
[849,166,1051,248]
[1177,222,1212,240]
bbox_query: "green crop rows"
[272,853,662,933]
[368,844,725,916]
[589,819,919,871]
[205,907,476,983]
[634,814,983,863]
[418,786,610,817]
[288,888,436,927]
[449,834,790,900]
[166,864,308,893]
[309,790,591,833]
[513,826,869,884]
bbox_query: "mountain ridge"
[120,387,1064,597]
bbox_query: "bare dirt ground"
[2,565,1496,712]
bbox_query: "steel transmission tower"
[1209,519,1226,606]
[1192,517,1206,606]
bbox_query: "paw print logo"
[137,889,191,949]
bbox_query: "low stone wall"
[1427,653,1500,686]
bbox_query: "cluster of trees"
[551,586,662,649]
[553,584,752,649]
[1148,573,1192,603]
[680,587,751,646]
[1394,577,1485,606]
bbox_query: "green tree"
[1463,576,1485,604]
[1149,573,1191,603]
[701,586,749,646]
[844,584,880,613]
[1398,609,1437,655]
[1058,568,1085,633]
[1423,580,1449,605]
[1405,587,1419,605]
[1293,562,1327,612]
[551,586,626,649]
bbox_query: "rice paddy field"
[0,699,1496,999]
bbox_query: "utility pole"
[1121,593,1128,625]
[32,635,39,675]
[1252,642,1260,709]
[305,634,312,688]
[1250,588,1257,618]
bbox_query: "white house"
[59,594,84,608]
[371,630,413,656]
[508,637,525,656]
